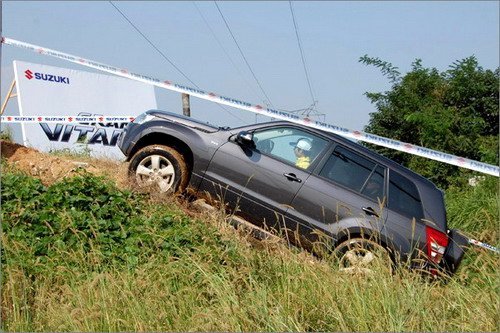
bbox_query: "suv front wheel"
[129,145,189,193]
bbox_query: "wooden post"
[182,93,191,117]
[1,79,17,115]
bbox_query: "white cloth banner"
[12,60,157,159]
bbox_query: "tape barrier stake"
[2,36,499,177]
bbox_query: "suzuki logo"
[23,69,70,84]
[25,69,34,80]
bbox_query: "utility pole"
[182,93,191,117]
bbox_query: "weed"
[1,165,499,331]
[49,145,92,159]
[0,128,13,142]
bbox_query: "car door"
[383,170,427,258]
[198,125,330,231]
[286,144,388,249]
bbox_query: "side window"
[319,146,385,202]
[252,127,328,170]
[388,171,424,219]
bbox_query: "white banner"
[11,60,157,159]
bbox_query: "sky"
[1,1,499,130]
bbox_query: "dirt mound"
[1,140,130,187]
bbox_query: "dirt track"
[0,140,129,187]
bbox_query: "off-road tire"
[334,237,393,275]
[128,145,189,193]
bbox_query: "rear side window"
[388,171,424,220]
[319,146,385,202]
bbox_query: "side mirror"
[236,131,255,148]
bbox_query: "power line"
[108,1,247,124]
[289,1,316,107]
[214,1,275,108]
[277,101,325,122]
[192,2,263,103]
[109,1,198,88]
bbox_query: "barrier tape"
[2,37,499,177]
[468,238,500,254]
[1,116,134,123]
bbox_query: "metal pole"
[182,93,191,117]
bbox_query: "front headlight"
[133,112,156,125]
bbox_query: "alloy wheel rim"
[339,244,391,275]
[136,154,176,192]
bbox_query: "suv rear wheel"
[335,238,393,275]
[129,145,189,193]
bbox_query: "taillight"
[426,226,448,264]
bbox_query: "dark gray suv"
[118,110,468,275]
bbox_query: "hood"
[147,109,220,133]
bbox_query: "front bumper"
[117,122,141,158]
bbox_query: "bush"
[1,170,224,275]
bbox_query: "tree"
[359,55,499,188]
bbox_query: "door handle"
[283,173,302,183]
[362,206,379,217]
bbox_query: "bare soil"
[0,140,129,187]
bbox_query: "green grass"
[0,129,13,142]
[1,165,499,331]
[446,175,499,239]
[48,146,92,159]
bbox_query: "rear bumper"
[441,229,469,274]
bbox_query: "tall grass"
[446,176,499,239]
[1,167,499,331]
